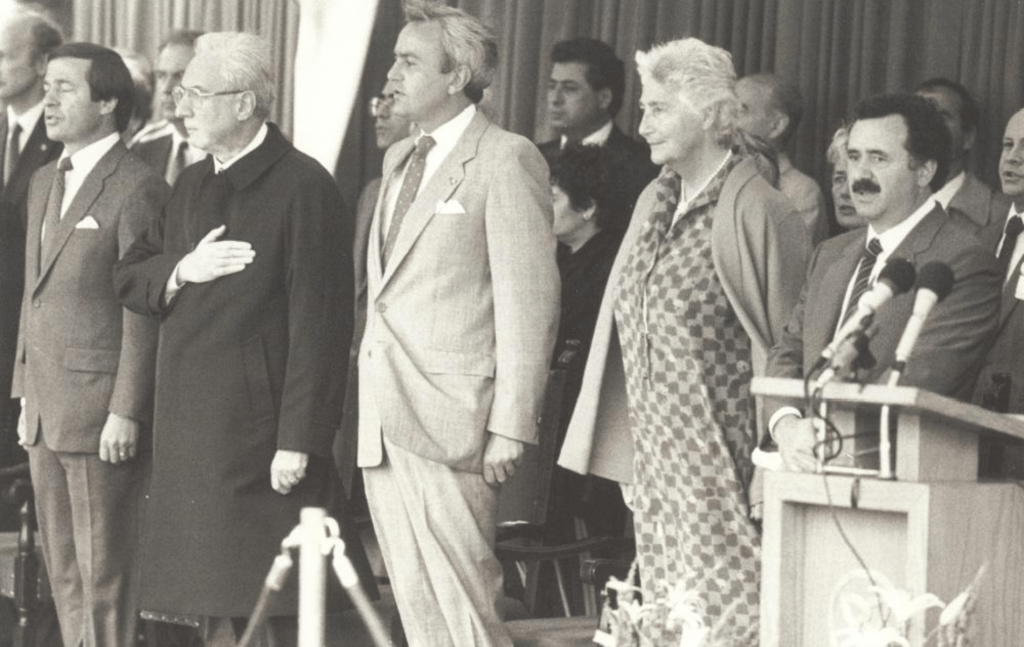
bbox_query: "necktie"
[382,135,435,268]
[168,139,188,186]
[841,237,883,327]
[41,157,73,269]
[998,215,1023,276]
[4,122,22,187]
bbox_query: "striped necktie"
[382,135,435,268]
[840,237,883,327]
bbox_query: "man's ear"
[596,87,612,113]
[236,90,257,121]
[447,65,471,96]
[916,158,938,188]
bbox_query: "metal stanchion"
[299,508,328,647]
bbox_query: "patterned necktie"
[998,215,1023,276]
[41,156,73,269]
[840,237,883,327]
[4,122,21,187]
[382,135,435,268]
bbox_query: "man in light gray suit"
[13,43,167,647]
[357,2,559,645]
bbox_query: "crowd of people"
[2,1,1024,646]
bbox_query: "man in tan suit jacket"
[12,44,167,647]
[356,3,559,645]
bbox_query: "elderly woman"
[827,125,866,231]
[558,38,808,642]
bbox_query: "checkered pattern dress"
[614,159,761,643]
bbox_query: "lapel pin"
[449,176,457,185]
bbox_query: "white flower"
[865,585,944,626]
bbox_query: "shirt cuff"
[768,406,803,441]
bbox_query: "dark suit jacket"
[947,172,996,228]
[765,204,1001,419]
[538,124,658,233]
[131,132,173,179]
[11,141,167,451]
[0,117,61,403]
[113,122,351,616]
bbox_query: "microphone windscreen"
[917,262,955,301]
[877,257,917,295]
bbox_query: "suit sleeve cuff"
[768,406,802,441]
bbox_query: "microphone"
[891,261,954,374]
[814,322,879,390]
[817,257,916,366]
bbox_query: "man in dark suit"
[538,37,657,234]
[131,30,205,185]
[357,3,559,644]
[113,32,350,647]
[12,43,168,647]
[0,9,62,478]
[973,107,1024,476]
[765,93,1000,472]
[915,78,997,228]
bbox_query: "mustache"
[851,178,881,194]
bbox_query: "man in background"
[132,30,205,185]
[0,9,62,483]
[14,42,167,647]
[915,77,996,228]
[538,37,656,234]
[736,73,828,246]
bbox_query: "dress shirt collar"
[777,151,794,175]
[417,103,475,161]
[7,101,44,141]
[213,122,268,173]
[59,131,120,179]
[560,119,613,148]
[865,196,935,273]
[931,170,965,210]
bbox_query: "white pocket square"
[75,217,100,229]
[436,199,466,215]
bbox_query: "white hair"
[635,38,739,147]
[195,32,275,119]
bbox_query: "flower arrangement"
[592,562,757,647]
[831,565,985,647]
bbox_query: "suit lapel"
[813,236,864,351]
[25,161,54,289]
[367,138,415,294]
[378,111,487,288]
[999,257,1023,329]
[36,142,127,290]
[888,204,945,265]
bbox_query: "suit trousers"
[363,436,511,647]
[27,432,148,647]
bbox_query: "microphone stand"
[877,362,907,480]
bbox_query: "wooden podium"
[753,377,1024,647]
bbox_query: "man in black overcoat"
[113,32,352,646]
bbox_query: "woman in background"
[827,124,866,231]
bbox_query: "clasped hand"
[178,225,255,284]
[773,415,819,472]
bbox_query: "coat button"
[32,299,41,308]
[376,303,386,313]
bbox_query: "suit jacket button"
[536,416,543,425]
[376,303,386,313]
[32,299,41,308]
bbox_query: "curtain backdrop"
[70,0,300,136]
[338,0,1023,215]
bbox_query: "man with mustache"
[972,108,1024,476]
[764,93,1000,472]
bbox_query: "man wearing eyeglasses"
[113,32,351,646]
[13,42,168,647]
[131,29,206,185]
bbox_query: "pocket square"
[436,199,467,215]
[75,217,100,230]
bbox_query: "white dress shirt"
[558,118,613,148]
[930,170,965,211]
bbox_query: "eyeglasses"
[369,94,394,118]
[172,85,245,106]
